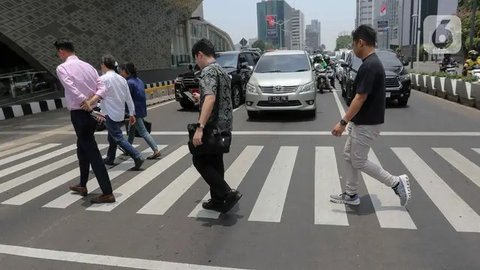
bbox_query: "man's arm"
[56,66,87,104]
[197,95,215,126]
[343,93,368,122]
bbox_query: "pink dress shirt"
[56,55,106,110]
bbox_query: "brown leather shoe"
[147,151,161,160]
[90,194,116,204]
[69,185,87,196]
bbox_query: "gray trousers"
[344,123,398,195]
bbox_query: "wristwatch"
[340,119,348,126]
[196,123,205,129]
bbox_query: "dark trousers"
[70,110,113,195]
[192,154,231,202]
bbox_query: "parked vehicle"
[245,50,317,118]
[174,51,259,109]
[342,50,411,107]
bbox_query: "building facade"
[290,9,305,50]
[305,20,321,52]
[356,0,375,27]
[257,0,294,49]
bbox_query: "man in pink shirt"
[54,39,115,204]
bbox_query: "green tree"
[252,40,266,51]
[458,0,480,54]
[335,35,352,51]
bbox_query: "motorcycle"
[439,61,458,75]
[314,64,332,94]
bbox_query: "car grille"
[257,100,302,107]
[385,77,400,88]
[260,85,299,94]
[182,78,198,87]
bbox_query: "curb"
[0,80,176,121]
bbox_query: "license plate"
[268,96,288,103]
[386,92,391,98]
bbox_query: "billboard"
[266,15,277,38]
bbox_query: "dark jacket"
[126,76,147,118]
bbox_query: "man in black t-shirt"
[330,25,412,207]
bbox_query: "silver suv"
[245,50,317,118]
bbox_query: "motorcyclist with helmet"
[463,50,480,76]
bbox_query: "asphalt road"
[0,86,479,270]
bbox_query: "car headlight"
[399,68,410,81]
[299,82,315,93]
[247,83,258,94]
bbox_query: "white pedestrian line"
[314,147,349,226]
[393,147,480,233]
[189,146,264,219]
[0,144,77,180]
[44,146,165,209]
[233,105,244,113]
[2,145,114,205]
[147,100,176,110]
[474,148,480,155]
[0,145,108,195]
[332,91,346,117]
[433,148,480,189]
[249,146,298,223]
[362,151,417,229]
[138,166,200,215]
[20,124,62,129]
[0,143,59,167]
[86,146,190,212]
[0,244,249,270]
[3,130,480,137]
[0,143,41,158]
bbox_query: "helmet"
[324,55,331,62]
[468,50,478,60]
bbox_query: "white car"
[245,50,317,118]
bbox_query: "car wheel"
[232,84,241,108]
[398,98,408,107]
[247,111,259,119]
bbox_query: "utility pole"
[470,0,478,50]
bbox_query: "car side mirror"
[402,60,410,66]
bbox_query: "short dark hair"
[54,38,75,52]
[119,62,137,77]
[352,25,377,47]
[192,38,216,59]
[101,54,117,70]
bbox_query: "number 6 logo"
[424,16,462,54]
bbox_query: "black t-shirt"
[351,53,385,125]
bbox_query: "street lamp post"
[274,17,294,49]
[410,13,418,69]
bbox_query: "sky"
[203,0,357,50]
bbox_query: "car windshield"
[255,54,310,73]
[216,53,238,68]
[376,50,403,68]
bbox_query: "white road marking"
[248,146,298,223]
[189,146,263,219]
[393,147,480,233]
[332,91,346,117]
[433,148,480,189]
[0,143,60,167]
[0,244,249,270]
[0,143,41,158]
[314,147,349,226]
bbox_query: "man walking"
[191,39,242,213]
[330,25,412,206]
[54,39,115,204]
[99,55,144,170]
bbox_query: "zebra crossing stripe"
[44,146,165,209]
[433,148,480,189]
[393,147,480,233]
[86,146,190,212]
[0,144,60,167]
[0,143,41,158]
[474,148,480,155]
[138,166,200,215]
[0,145,108,195]
[0,144,77,180]
[314,147,349,226]
[1,145,111,206]
[189,146,264,219]
[363,150,417,230]
[249,146,298,223]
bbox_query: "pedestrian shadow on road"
[194,204,243,227]
[343,194,406,216]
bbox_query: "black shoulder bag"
[187,69,232,156]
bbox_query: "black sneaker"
[202,199,225,212]
[222,190,243,213]
[133,157,144,170]
[103,158,114,166]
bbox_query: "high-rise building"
[306,20,321,52]
[356,0,374,27]
[257,0,294,49]
[290,9,305,50]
